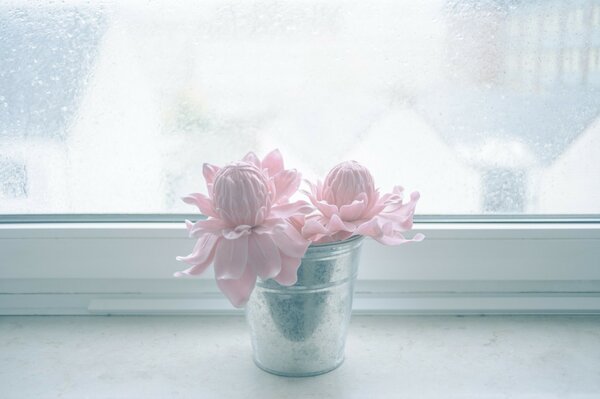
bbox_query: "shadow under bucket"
[245,235,364,377]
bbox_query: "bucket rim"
[307,234,364,248]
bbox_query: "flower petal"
[175,234,220,268]
[261,149,284,175]
[380,191,420,230]
[301,218,328,238]
[242,151,261,167]
[287,214,306,234]
[272,169,301,203]
[247,234,281,280]
[355,218,384,238]
[303,179,319,197]
[357,216,425,246]
[222,225,253,240]
[326,214,356,233]
[331,231,354,242]
[314,200,338,219]
[269,200,313,219]
[270,222,310,258]
[174,245,217,277]
[272,253,302,286]
[214,235,249,280]
[303,181,339,219]
[253,218,286,235]
[188,218,227,238]
[339,193,368,221]
[372,231,425,246]
[363,201,386,220]
[203,163,220,186]
[216,262,257,308]
[182,193,218,217]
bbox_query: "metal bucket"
[245,235,364,377]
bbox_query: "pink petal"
[174,249,216,277]
[269,200,313,219]
[331,230,354,242]
[303,179,318,197]
[314,200,338,219]
[380,187,404,205]
[222,225,253,240]
[357,216,425,246]
[254,206,266,226]
[253,218,286,235]
[315,179,324,198]
[393,185,405,196]
[288,214,306,234]
[188,218,227,238]
[272,253,302,286]
[247,234,281,280]
[272,169,301,203]
[174,240,217,277]
[203,163,220,186]
[216,262,257,308]
[339,193,368,221]
[382,213,415,231]
[214,235,249,280]
[242,151,261,167]
[261,149,284,176]
[363,200,387,220]
[355,218,383,238]
[372,231,425,246]
[368,188,381,206]
[269,222,310,258]
[302,218,329,238]
[175,234,220,268]
[381,191,420,230]
[303,180,339,218]
[326,214,356,233]
[182,193,218,217]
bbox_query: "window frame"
[1,219,599,315]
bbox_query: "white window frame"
[1,220,600,315]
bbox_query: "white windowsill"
[1,315,599,398]
[1,222,600,315]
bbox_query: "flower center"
[323,160,375,207]
[212,162,271,226]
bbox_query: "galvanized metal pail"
[245,235,364,377]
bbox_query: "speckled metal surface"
[245,236,364,377]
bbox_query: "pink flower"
[176,156,311,308]
[302,160,424,245]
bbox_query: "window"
[1,1,599,315]
[1,0,599,216]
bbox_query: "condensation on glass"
[1,0,599,215]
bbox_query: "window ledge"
[1,315,599,397]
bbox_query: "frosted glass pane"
[1,0,600,215]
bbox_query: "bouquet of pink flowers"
[176,149,423,307]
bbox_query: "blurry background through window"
[1,0,600,215]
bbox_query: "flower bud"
[212,162,271,226]
[323,161,375,207]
